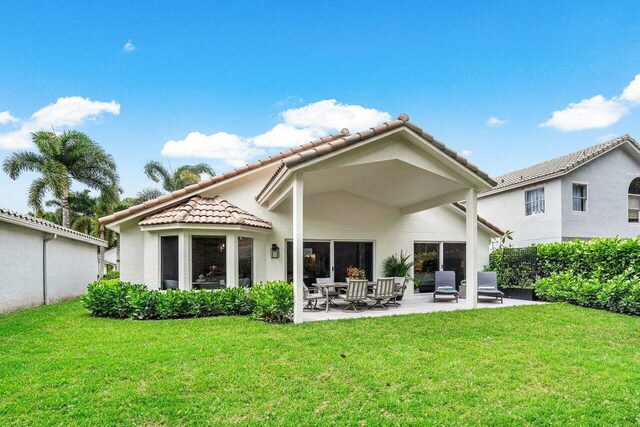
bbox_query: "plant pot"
[458,284,467,299]
[499,287,538,301]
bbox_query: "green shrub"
[249,281,294,323]
[82,280,147,318]
[103,270,120,280]
[215,287,251,315]
[534,272,640,316]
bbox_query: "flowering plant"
[346,266,366,280]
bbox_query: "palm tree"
[143,160,214,193]
[3,130,119,229]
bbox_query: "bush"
[83,280,252,320]
[103,270,120,280]
[249,281,294,323]
[535,272,640,316]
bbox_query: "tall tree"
[3,130,119,229]
[143,160,214,193]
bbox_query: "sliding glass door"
[443,243,466,288]
[286,240,373,284]
[414,242,466,292]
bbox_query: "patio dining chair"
[433,271,459,303]
[386,276,407,308]
[303,284,324,311]
[338,279,369,311]
[316,277,338,307]
[477,272,504,303]
[368,277,396,310]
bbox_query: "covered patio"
[257,115,501,323]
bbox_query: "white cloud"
[0,111,19,125]
[541,74,640,132]
[281,99,390,133]
[123,40,136,53]
[621,74,640,104]
[541,95,628,132]
[486,116,508,127]
[597,133,618,143]
[0,97,121,150]
[462,150,473,156]
[161,131,264,167]
[161,99,390,164]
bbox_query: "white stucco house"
[0,208,106,313]
[101,114,503,323]
[478,135,640,247]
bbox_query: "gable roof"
[100,114,497,225]
[0,207,107,246]
[482,135,639,196]
[138,195,272,229]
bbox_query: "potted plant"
[381,251,413,300]
[459,279,467,299]
[346,266,366,280]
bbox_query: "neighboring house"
[100,114,503,323]
[478,135,640,247]
[0,208,106,313]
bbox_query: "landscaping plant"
[248,281,294,323]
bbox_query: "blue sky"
[1,1,640,212]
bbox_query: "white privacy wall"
[0,221,99,313]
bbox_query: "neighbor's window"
[572,184,587,212]
[525,187,545,216]
[238,237,253,287]
[628,178,640,223]
[191,236,227,289]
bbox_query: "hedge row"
[488,236,640,288]
[535,272,640,316]
[82,279,293,323]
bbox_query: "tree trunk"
[61,186,70,229]
[98,224,105,279]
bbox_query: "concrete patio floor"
[303,292,543,322]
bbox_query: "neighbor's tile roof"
[138,195,272,229]
[485,135,639,195]
[101,114,496,224]
[0,207,107,245]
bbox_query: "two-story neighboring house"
[477,135,640,247]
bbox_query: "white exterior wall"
[0,221,99,313]
[478,179,563,247]
[562,148,640,240]
[119,165,493,290]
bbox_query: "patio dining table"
[314,281,376,312]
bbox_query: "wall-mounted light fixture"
[271,244,280,259]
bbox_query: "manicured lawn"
[1,302,639,426]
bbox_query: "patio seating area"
[303,291,542,322]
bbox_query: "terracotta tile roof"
[0,207,107,245]
[484,135,638,195]
[138,195,272,229]
[101,114,496,224]
[451,202,504,236]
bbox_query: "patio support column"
[466,188,478,308]
[292,174,304,324]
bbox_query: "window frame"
[628,177,640,224]
[524,186,545,216]
[571,182,588,213]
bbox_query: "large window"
[286,241,331,285]
[525,187,545,216]
[238,237,253,287]
[572,184,587,212]
[333,241,373,282]
[160,236,179,290]
[192,236,226,289]
[629,178,640,223]
[414,243,440,292]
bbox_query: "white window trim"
[571,182,588,213]
[524,186,546,217]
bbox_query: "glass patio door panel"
[333,241,373,282]
[286,241,331,285]
[443,243,466,286]
[414,243,440,292]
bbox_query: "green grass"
[1,302,639,426]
